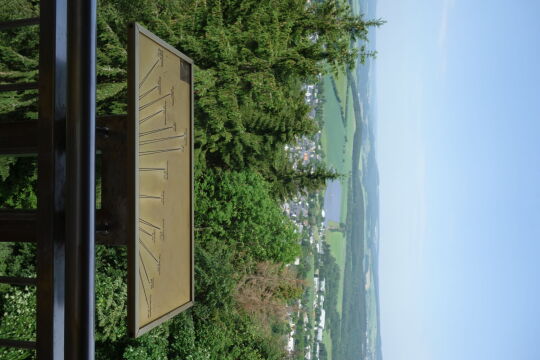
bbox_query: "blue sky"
[376,1,540,359]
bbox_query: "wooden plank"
[0,210,36,243]
[0,276,37,286]
[0,339,36,349]
[0,121,38,154]
[0,17,39,31]
[0,82,39,92]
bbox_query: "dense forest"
[0,0,380,358]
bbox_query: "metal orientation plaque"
[128,23,194,337]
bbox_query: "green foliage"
[296,243,313,279]
[0,156,16,181]
[93,0,379,191]
[0,287,36,340]
[196,169,300,268]
[95,246,128,342]
[194,169,300,312]
[181,306,284,360]
[0,287,36,360]
[319,242,341,348]
[167,312,201,358]
[0,243,36,279]
[1,0,375,195]
[262,155,340,199]
[122,325,170,360]
[176,0,382,172]
[0,1,39,125]
[0,157,37,209]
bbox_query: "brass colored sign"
[128,23,194,337]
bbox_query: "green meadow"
[321,62,361,360]
[325,229,346,315]
[340,83,357,224]
[323,330,333,359]
[321,75,346,174]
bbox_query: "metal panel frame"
[128,23,194,338]
[64,0,97,357]
[0,5,65,359]
[95,115,130,246]
[36,0,68,358]
[0,1,96,357]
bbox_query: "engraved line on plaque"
[139,89,173,111]
[139,49,163,89]
[139,237,159,264]
[139,218,161,230]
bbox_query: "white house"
[319,279,326,293]
[319,309,326,330]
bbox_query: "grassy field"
[321,71,357,224]
[321,75,346,174]
[334,70,348,115]
[325,230,346,315]
[321,67,360,360]
[323,330,333,359]
[339,84,357,224]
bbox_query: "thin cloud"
[438,0,455,74]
